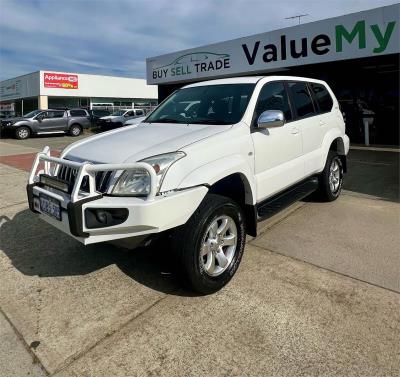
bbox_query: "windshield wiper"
[190,118,230,125]
[152,118,185,124]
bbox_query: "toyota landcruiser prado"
[27,76,349,294]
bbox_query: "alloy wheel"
[329,158,342,193]
[200,215,237,277]
[18,128,29,139]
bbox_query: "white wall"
[39,71,158,99]
[0,72,40,101]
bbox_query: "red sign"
[44,72,78,89]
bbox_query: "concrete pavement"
[0,137,399,376]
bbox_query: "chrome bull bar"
[28,146,158,203]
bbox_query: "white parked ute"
[27,76,349,294]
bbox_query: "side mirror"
[257,110,285,129]
[35,114,43,121]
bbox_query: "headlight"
[111,152,185,196]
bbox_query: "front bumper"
[27,147,208,245]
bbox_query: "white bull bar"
[28,146,158,202]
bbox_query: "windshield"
[146,84,256,125]
[23,110,42,118]
[111,110,126,116]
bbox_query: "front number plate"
[39,194,61,221]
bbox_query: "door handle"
[319,121,325,126]
[291,127,299,134]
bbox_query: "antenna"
[285,14,309,25]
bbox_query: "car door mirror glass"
[257,110,285,129]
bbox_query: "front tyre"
[15,126,30,140]
[172,194,246,295]
[316,151,344,202]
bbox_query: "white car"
[27,76,349,294]
[97,108,146,129]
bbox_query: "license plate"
[39,194,61,221]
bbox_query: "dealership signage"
[43,72,79,89]
[146,4,399,84]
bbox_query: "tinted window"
[70,110,87,117]
[46,111,64,118]
[146,84,255,125]
[93,110,109,116]
[288,82,315,118]
[253,82,292,124]
[310,83,333,113]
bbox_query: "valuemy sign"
[146,4,399,84]
[44,72,79,89]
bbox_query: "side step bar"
[257,177,318,221]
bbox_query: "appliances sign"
[44,72,78,89]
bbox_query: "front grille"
[57,165,111,194]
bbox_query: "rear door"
[286,81,320,176]
[69,109,90,128]
[251,81,304,201]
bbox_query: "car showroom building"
[0,71,158,116]
[146,4,399,146]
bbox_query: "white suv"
[27,76,349,294]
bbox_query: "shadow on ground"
[0,209,197,296]
[345,150,399,202]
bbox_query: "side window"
[52,111,64,118]
[310,83,333,113]
[70,110,87,117]
[44,111,64,119]
[287,82,315,118]
[253,82,292,125]
[125,111,133,116]
[136,110,144,116]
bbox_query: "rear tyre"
[172,194,246,295]
[316,151,344,202]
[15,126,30,140]
[69,124,82,136]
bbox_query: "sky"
[0,0,398,80]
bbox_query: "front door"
[251,81,304,202]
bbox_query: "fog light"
[85,208,129,229]
[95,210,107,224]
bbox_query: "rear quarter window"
[69,110,87,117]
[310,83,333,113]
